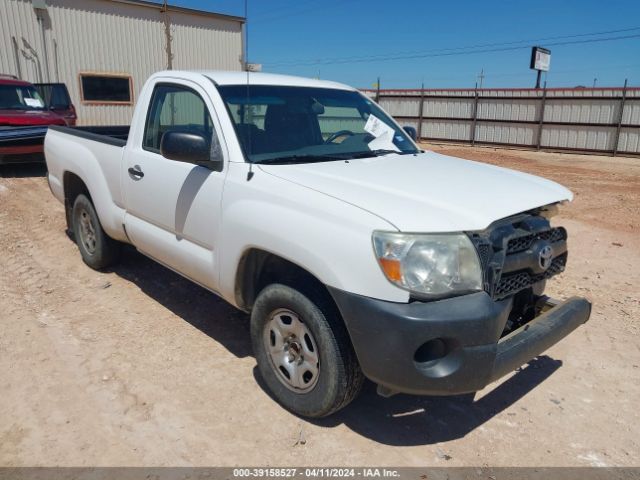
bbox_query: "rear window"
[80,73,132,103]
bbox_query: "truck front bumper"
[328,289,591,396]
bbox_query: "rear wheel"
[251,283,364,418]
[71,194,120,269]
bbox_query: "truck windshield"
[217,85,419,164]
[0,85,46,110]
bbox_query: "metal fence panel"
[424,98,474,119]
[378,97,418,117]
[541,125,616,151]
[423,119,472,141]
[622,100,640,125]
[618,127,640,153]
[365,86,640,156]
[477,98,539,122]
[543,99,621,124]
[475,121,538,146]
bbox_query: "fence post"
[612,78,628,157]
[417,84,425,141]
[536,81,547,150]
[470,83,479,145]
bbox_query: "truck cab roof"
[152,70,356,91]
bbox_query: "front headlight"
[372,231,483,298]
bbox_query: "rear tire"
[251,283,364,418]
[71,194,120,269]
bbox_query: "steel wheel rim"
[263,308,320,393]
[79,209,97,255]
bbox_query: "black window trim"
[141,81,222,167]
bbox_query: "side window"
[143,84,216,154]
[80,73,132,104]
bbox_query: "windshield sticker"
[364,114,400,152]
[364,114,393,138]
[24,98,44,108]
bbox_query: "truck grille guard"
[468,213,568,301]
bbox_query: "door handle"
[128,166,144,179]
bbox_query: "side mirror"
[403,126,417,141]
[160,131,217,167]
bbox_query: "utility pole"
[161,0,173,70]
[592,78,597,88]
[477,68,485,89]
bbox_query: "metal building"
[0,0,245,125]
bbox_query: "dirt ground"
[0,146,639,467]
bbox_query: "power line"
[250,0,318,19]
[367,62,640,85]
[265,26,640,67]
[252,0,360,22]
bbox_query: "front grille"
[506,227,566,254]
[469,213,568,300]
[493,253,567,300]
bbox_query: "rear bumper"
[329,288,591,396]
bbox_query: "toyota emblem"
[538,244,554,271]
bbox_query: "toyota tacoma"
[44,71,591,417]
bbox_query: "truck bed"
[47,125,130,147]
[1,125,130,163]
[45,125,132,240]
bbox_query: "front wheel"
[251,283,364,418]
[71,194,120,270]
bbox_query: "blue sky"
[169,0,640,89]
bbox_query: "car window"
[217,85,418,163]
[317,105,367,141]
[36,84,71,108]
[143,83,216,154]
[0,84,45,110]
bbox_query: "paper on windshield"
[364,114,400,152]
[24,98,44,108]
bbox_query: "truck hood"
[0,109,66,126]
[259,151,572,232]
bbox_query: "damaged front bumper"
[329,288,591,397]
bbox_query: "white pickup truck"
[45,71,591,417]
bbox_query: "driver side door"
[123,79,226,292]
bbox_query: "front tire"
[251,283,364,418]
[71,194,120,269]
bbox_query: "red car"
[0,76,67,164]
[35,82,78,126]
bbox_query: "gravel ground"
[0,146,638,467]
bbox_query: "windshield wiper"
[347,149,413,159]
[254,154,349,165]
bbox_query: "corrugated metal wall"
[365,87,640,156]
[0,0,243,125]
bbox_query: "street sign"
[530,46,551,72]
[245,63,262,72]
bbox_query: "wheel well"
[235,249,334,313]
[63,171,90,229]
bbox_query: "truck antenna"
[245,0,254,181]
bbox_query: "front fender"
[217,163,409,306]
